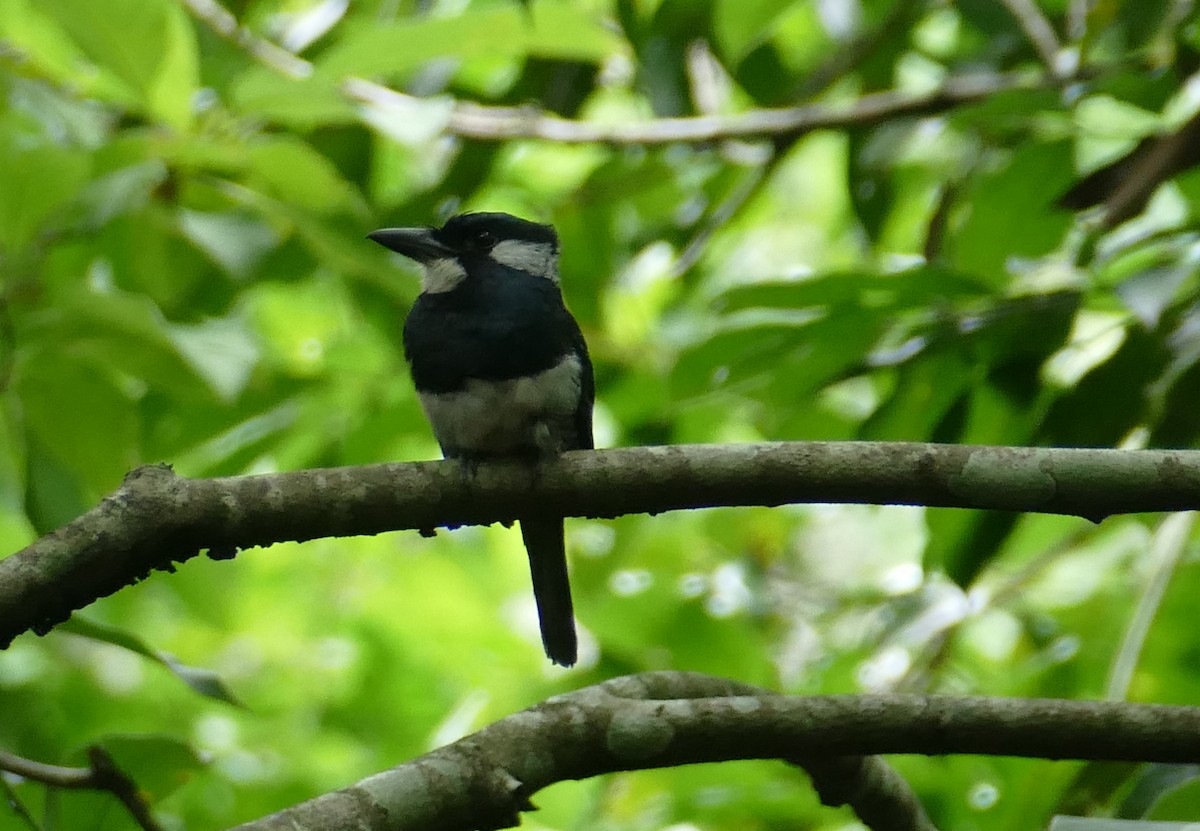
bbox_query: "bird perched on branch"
[368,212,594,666]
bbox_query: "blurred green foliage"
[3,0,1200,828]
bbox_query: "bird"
[367,212,594,667]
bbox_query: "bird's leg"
[525,421,566,486]
[453,452,518,528]
[456,455,481,482]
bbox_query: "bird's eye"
[473,231,496,250]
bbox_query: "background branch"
[0,747,164,831]
[997,0,1065,75]
[230,670,1200,831]
[182,0,1061,146]
[438,72,1051,144]
[4,442,1200,649]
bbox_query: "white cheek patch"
[419,354,582,456]
[491,239,559,283]
[421,257,467,293]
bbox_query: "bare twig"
[440,72,1052,144]
[1058,110,1200,227]
[685,39,729,116]
[997,0,1064,75]
[670,1,929,278]
[1067,0,1091,43]
[178,0,311,78]
[0,747,164,831]
[669,156,772,279]
[923,181,958,261]
[0,749,94,787]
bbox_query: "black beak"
[367,227,455,263]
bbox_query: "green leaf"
[0,130,90,255]
[44,787,140,831]
[19,290,222,402]
[144,1,200,129]
[16,357,138,499]
[947,142,1076,284]
[713,266,991,313]
[246,136,366,216]
[59,617,243,706]
[0,0,94,93]
[165,317,261,404]
[1075,95,1162,140]
[713,0,795,62]
[22,432,90,534]
[1040,326,1168,446]
[96,735,207,802]
[177,210,279,277]
[671,308,887,402]
[36,0,198,128]
[861,352,974,440]
[69,161,168,230]
[318,3,623,79]
[1053,816,1200,830]
[230,69,354,126]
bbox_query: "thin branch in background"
[179,0,311,78]
[997,0,1065,76]
[0,748,164,831]
[1067,0,1091,43]
[671,1,930,281]
[0,750,93,788]
[922,180,958,262]
[442,71,1053,144]
[1107,512,1194,701]
[182,0,1064,145]
[894,523,1100,694]
[669,156,772,280]
[685,39,729,117]
[1058,108,1200,227]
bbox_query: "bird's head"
[368,212,560,294]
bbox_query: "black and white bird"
[368,212,594,667]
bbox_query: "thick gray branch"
[230,670,1200,831]
[3,442,1200,647]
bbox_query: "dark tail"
[518,515,577,666]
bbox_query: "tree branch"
[0,747,164,831]
[403,71,1053,145]
[182,0,1061,146]
[4,441,1200,648]
[1058,110,1200,227]
[228,670,1200,831]
[178,0,312,78]
[996,0,1064,76]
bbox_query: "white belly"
[419,354,582,457]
